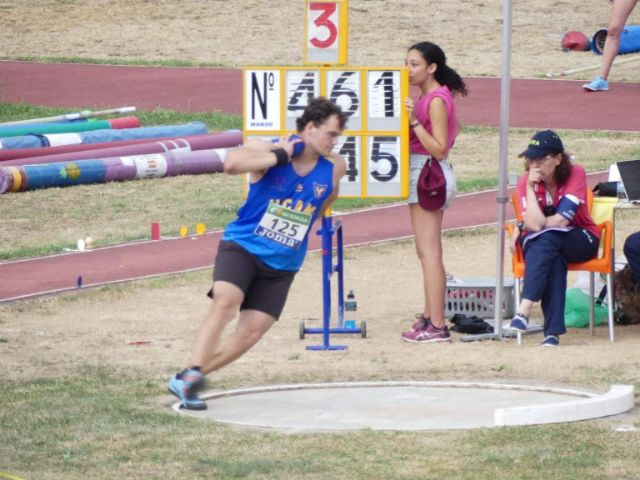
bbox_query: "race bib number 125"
[255,202,312,249]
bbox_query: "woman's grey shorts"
[407,153,457,210]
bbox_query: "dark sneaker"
[402,322,451,343]
[506,313,529,332]
[540,335,559,347]
[168,368,207,410]
[411,314,430,331]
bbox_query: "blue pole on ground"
[337,220,345,328]
[320,214,335,348]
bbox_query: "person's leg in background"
[583,0,639,91]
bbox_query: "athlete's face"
[305,114,342,156]
[405,49,435,85]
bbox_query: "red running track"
[1,61,639,131]
[0,61,632,301]
[0,172,608,302]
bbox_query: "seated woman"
[507,130,600,347]
[624,232,640,282]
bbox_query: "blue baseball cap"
[518,130,564,159]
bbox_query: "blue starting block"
[299,214,367,350]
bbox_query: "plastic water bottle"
[344,290,357,329]
[617,181,626,200]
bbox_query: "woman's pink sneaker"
[411,314,430,331]
[402,322,451,343]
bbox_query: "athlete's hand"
[274,135,304,159]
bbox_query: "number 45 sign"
[305,0,348,65]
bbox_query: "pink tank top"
[409,85,458,156]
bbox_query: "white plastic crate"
[445,277,515,319]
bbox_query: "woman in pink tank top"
[401,41,468,344]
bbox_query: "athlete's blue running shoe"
[168,368,207,410]
[583,76,609,92]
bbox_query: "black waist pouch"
[593,181,618,197]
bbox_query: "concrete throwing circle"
[171,381,634,432]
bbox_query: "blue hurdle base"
[299,215,367,351]
[305,345,348,351]
[303,327,364,335]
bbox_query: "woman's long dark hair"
[554,152,572,185]
[409,41,468,97]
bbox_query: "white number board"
[286,70,320,130]
[327,70,361,130]
[244,70,281,131]
[337,135,402,197]
[243,66,409,198]
[367,70,401,130]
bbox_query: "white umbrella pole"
[494,0,514,339]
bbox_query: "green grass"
[1,368,638,479]
[2,104,640,260]
[0,103,241,130]
[457,177,500,192]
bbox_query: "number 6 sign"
[304,0,348,65]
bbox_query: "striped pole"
[0,106,136,126]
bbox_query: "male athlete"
[169,97,347,409]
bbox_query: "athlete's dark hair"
[296,96,348,132]
[409,41,468,97]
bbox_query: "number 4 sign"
[304,0,348,65]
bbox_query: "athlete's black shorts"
[209,240,296,319]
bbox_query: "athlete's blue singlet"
[223,157,334,271]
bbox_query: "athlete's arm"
[223,137,302,181]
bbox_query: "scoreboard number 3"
[309,2,338,49]
[305,1,346,65]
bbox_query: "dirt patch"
[2,221,639,400]
[0,0,638,424]
[0,0,639,82]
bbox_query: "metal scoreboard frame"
[242,66,410,199]
[304,0,348,65]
